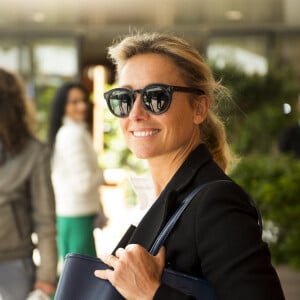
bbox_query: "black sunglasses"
[104,83,205,118]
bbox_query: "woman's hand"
[94,244,165,300]
[34,281,56,296]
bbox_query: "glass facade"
[0,37,79,140]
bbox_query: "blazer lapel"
[127,189,178,251]
[119,144,213,252]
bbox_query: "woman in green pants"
[48,82,106,262]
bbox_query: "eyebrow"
[119,84,132,89]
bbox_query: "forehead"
[68,87,85,97]
[118,53,183,87]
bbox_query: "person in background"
[94,32,285,300]
[278,96,300,157]
[0,68,57,300]
[48,82,106,263]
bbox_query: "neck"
[147,143,200,196]
[147,158,179,196]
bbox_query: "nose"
[77,100,87,111]
[128,93,149,121]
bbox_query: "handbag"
[54,253,124,300]
[55,181,228,300]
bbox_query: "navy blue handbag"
[55,182,224,300]
[54,253,124,300]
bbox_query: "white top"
[51,117,104,216]
[129,176,156,226]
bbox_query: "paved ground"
[277,265,300,300]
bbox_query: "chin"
[129,145,160,160]
[134,153,149,159]
[130,149,151,159]
[133,150,160,160]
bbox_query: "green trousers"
[56,215,97,259]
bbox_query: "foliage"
[213,63,300,268]
[230,154,300,268]
[34,85,57,141]
[210,63,299,154]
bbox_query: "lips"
[131,129,160,137]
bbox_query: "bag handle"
[149,181,225,255]
[149,180,262,256]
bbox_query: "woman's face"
[118,53,208,161]
[65,87,88,122]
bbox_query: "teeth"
[132,130,159,137]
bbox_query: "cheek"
[119,119,128,136]
[65,105,72,116]
[163,108,197,141]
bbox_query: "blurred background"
[1,0,300,298]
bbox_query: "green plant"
[230,154,300,268]
[210,63,299,155]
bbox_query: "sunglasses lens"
[105,85,172,117]
[142,86,170,114]
[107,90,132,117]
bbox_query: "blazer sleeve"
[195,181,284,300]
[154,181,285,300]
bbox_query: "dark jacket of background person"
[278,122,300,157]
[116,144,285,300]
[0,137,57,284]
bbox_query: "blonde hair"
[108,32,232,172]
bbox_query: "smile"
[131,129,160,137]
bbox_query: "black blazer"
[115,144,285,300]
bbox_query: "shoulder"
[58,122,85,136]
[25,137,49,155]
[184,179,259,229]
[56,123,87,145]
[26,137,52,163]
[202,180,249,200]
[190,180,260,238]
[193,180,254,213]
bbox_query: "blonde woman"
[95,33,285,300]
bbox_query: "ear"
[193,96,210,125]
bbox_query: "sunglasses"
[104,83,205,118]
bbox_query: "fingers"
[99,252,119,269]
[94,269,112,280]
[156,246,165,258]
[95,252,116,280]
[155,247,166,268]
[95,244,165,299]
[115,247,125,258]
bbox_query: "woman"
[0,68,57,299]
[48,82,106,261]
[94,33,285,300]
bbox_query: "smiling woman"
[93,32,286,300]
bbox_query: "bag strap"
[150,180,228,255]
[149,180,262,256]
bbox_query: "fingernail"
[98,252,109,261]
